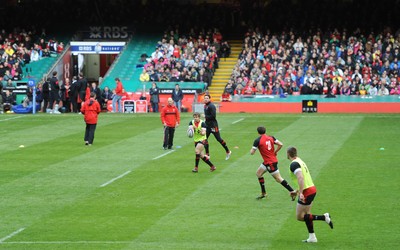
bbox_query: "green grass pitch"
[0,113,399,249]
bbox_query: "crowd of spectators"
[222,26,400,99]
[0,28,64,86]
[0,27,64,112]
[139,27,231,90]
[2,0,400,111]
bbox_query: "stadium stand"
[2,0,399,114]
[99,35,159,93]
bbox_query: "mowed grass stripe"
[297,116,400,249]
[0,115,241,246]
[1,115,199,244]
[271,115,400,249]
[0,113,142,153]
[267,115,364,249]
[125,115,296,249]
[0,114,397,249]
[0,115,179,241]
[7,115,241,244]
[0,131,164,237]
[0,115,160,185]
[127,114,359,248]
[0,115,80,152]
[127,116,298,249]
[128,156,286,249]
[277,115,364,177]
[222,114,364,248]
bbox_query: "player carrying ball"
[189,112,216,173]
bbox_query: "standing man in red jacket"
[160,97,180,150]
[112,77,124,113]
[81,92,101,146]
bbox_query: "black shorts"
[195,140,207,147]
[262,162,279,173]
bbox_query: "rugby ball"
[187,128,194,138]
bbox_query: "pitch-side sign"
[70,41,126,54]
[122,100,148,113]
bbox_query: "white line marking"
[232,118,244,124]
[0,116,24,122]
[0,228,25,243]
[100,171,131,187]
[2,241,130,244]
[152,150,175,160]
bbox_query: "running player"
[250,126,295,199]
[287,146,333,243]
[203,94,231,160]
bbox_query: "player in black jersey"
[203,94,231,160]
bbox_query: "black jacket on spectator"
[198,71,211,87]
[49,76,59,94]
[221,42,231,58]
[101,89,113,101]
[22,53,31,65]
[42,80,50,101]
[90,86,102,104]
[171,88,183,103]
[149,86,160,104]
[0,66,5,77]
[60,83,70,102]
[12,74,21,81]
[3,91,16,104]
[77,76,87,102]
[69,78,79,112]
[311,83,323,94]
[301,83,312,95]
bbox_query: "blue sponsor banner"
[70,42,125,54]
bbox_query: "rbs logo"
[90,26,129,39]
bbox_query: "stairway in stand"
[208,40,242,103]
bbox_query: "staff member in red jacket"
[81,92,101,146]
[112,77,124,113]
[160,97,180,150]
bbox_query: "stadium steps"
[15,56,59,104]
[208,40,241,102]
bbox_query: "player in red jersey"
[250,126,295,200]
